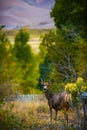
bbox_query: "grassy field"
[2,99,81,130]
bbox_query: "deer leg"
[65,112,68,126]
[54,110,58,124]
[64,110,68,126]
[50,107,52,123]
[55,110,58,120]
[65,113,68,126]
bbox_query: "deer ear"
[39,78,43,84]
[49,79,54,84]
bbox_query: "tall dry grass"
[4,100,50,129]
[3,99,80,130]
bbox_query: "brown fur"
[39,79,72,124]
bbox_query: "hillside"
[0,0,55,29]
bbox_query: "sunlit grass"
[4,100,50,129]
[3,99,79,130]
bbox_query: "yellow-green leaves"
[65,83,77,93]
[65,77,87,93]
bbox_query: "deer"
[39,78,72,125]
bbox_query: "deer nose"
[43,86,47,91]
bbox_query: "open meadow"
[0,94,83,130]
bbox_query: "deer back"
[49,91,71,111]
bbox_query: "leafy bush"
[76,77,85,91]
[65,83,78,93]
[65,77,87,105]
[0,101,25,130]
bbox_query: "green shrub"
[0,101,25,130]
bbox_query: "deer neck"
[45,89,53,100]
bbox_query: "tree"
[39,0,87,85]
[0,31,18,97]
[14,28,40,94]
[51,0,87,37]
[14,28,31,64]
[74,37,87,79]
[39,30,78,86]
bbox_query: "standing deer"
[39,79,72,125]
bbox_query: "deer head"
[39,79,54,92]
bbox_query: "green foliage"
[65,77,87,93]
[0,32,11,64]
[0,32,15,97]
[81,86,87,92]
[51,0,87,36]
[15,28,29,45]
[0,27,42,95]
[39,31,59,91]
[65,83,78,93]
[65,77,87,105]
[40,0,86,89]
[14,28,32,63]
[0,31,25,97]
[39,29,78,90]
[76,77,87,92]
[74,37,87,80]
[76,77,85,90]
[39,1,87,89]
[0,101,23,130]
[13,28,41,94]
[0,25,5,29]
